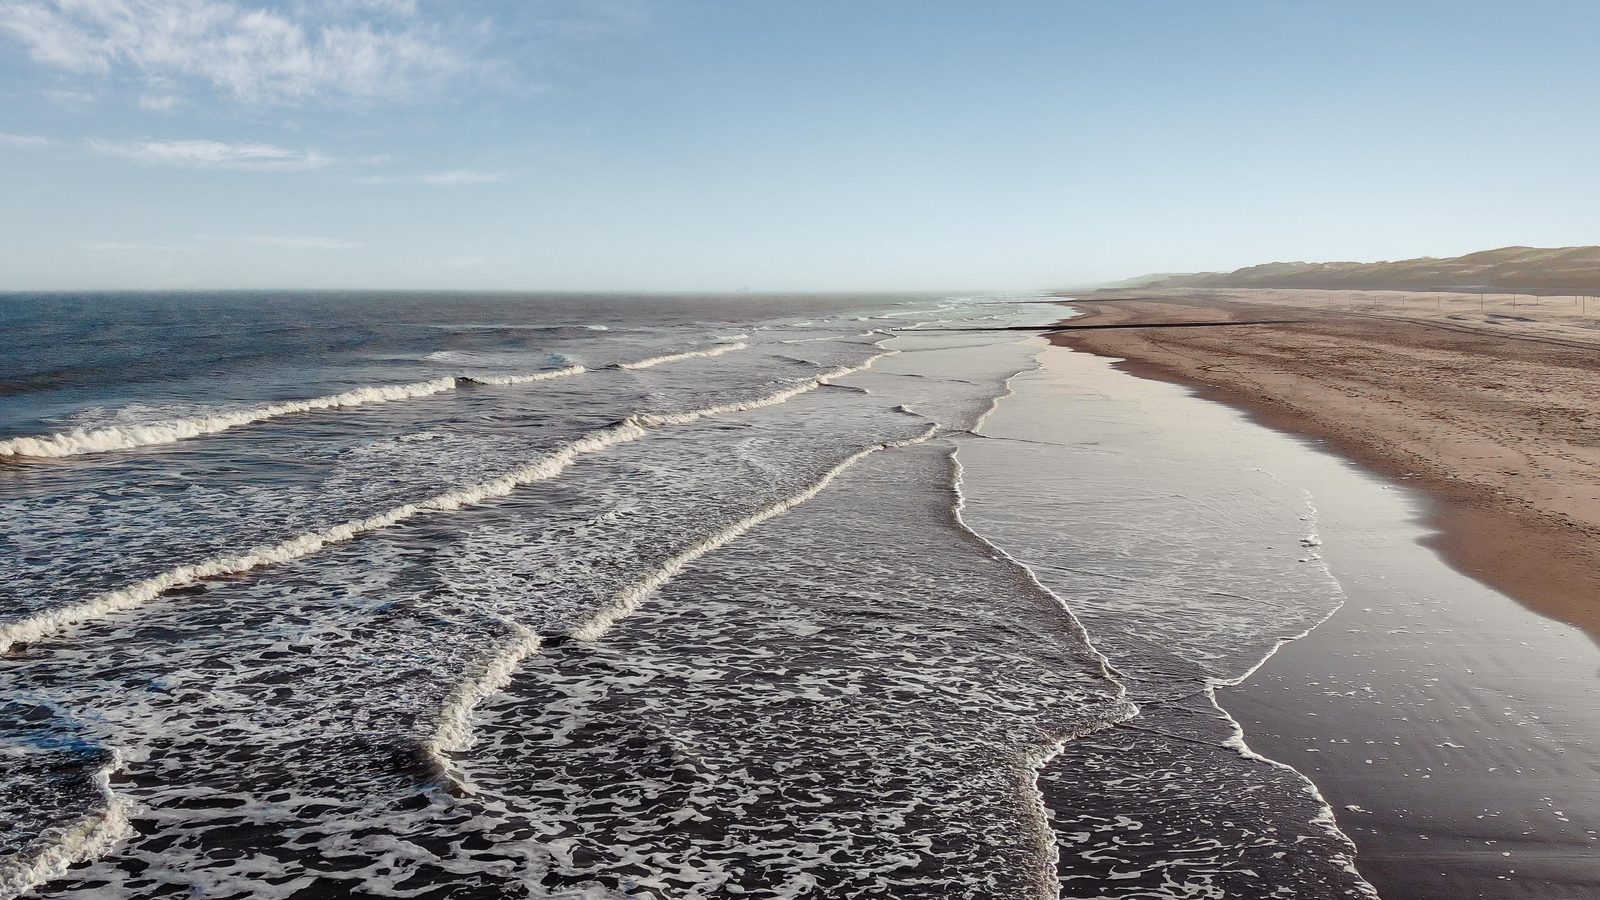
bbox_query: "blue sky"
[2,1,1598,290]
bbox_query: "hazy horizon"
[4,1,1598,292]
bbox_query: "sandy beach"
[1050,289,1600,645]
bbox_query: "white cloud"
[314,0,417,16]
[42,86,97,105]
[196,234,364,249]
[90,138,331,170]
[359,167,505,187]
[0,0,469,104]
[0,132,53,146]
[137,93,182,111]
[418,168,503,186]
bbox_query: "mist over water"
[0,292,1367,898]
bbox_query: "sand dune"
[1158,245,1600,295]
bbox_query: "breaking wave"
[457,365,586,386]
[0,357,886,656]
[423,415,934,797]
[423,619,544,793]
[0,377,460,460]
[616,342,747,370]
[0,339,750,460]
[0,751,133,899]
[570,421,933,642]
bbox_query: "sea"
[0,291,1377,899]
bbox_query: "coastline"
[1047,293,1600,646]
[1039,297,1600,897]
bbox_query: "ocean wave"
[0,377,460,460]
[0,750,134,899]
[424,410,928,796]
[457,365,586,386]
[0,340,751,460]
[0,355,888,656]
[423,619,543,793]
[569,421,934,642]
[616,342,747,370]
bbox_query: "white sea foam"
[633,366,858,427]
[946,354,1143,897]
[0,751,134,899]
[420,354,900,795]
[0,357,886,655]
[0,339,749,460]
[570,419,931,642]
[459,364,586,386]
[616,342,747,370]
[0,377,460,459]
[1203,479,1380,894]
[0,420,645,655]
[423,620,543,792]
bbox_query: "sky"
[2,0,1600,291]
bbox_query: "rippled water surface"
[0,292,1373,898]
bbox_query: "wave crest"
[617,342,747,370]
[0,378,460,460]
[0,353,889,656]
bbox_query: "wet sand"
[1048,291,1600,646]
[1212,415,1600,898]
[1046,292,1600,897]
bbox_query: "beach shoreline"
[1041,294,1600,897]
[1047,291,1600,646]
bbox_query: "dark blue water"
[0,292,933,437]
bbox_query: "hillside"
[1160,246,1600,294]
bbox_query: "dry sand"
[1049,288,1600,646]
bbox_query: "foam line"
[951,342,1376,896]
[0,377,460,459]
[0,418,643,655]
[423,370,911,794]
[0,356,887,656]
[946,353,1141,897]
[0,338,748,460]
[422,619,543,793]
[569,420,933,642]
[616,342,747,370]
[456,364,585,386]
[1202,474,1381,896]
[0,750,134,898]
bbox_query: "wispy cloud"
[359,168,505,187]
[196,234,364,249]
[90,138,331,170]
[42,86,97,105]
[315,0,418,15]
[137,93,182,111]
[0,132,53,147]
[0,0,471,104]
[83,240,189,253]
[418,168,504,187]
